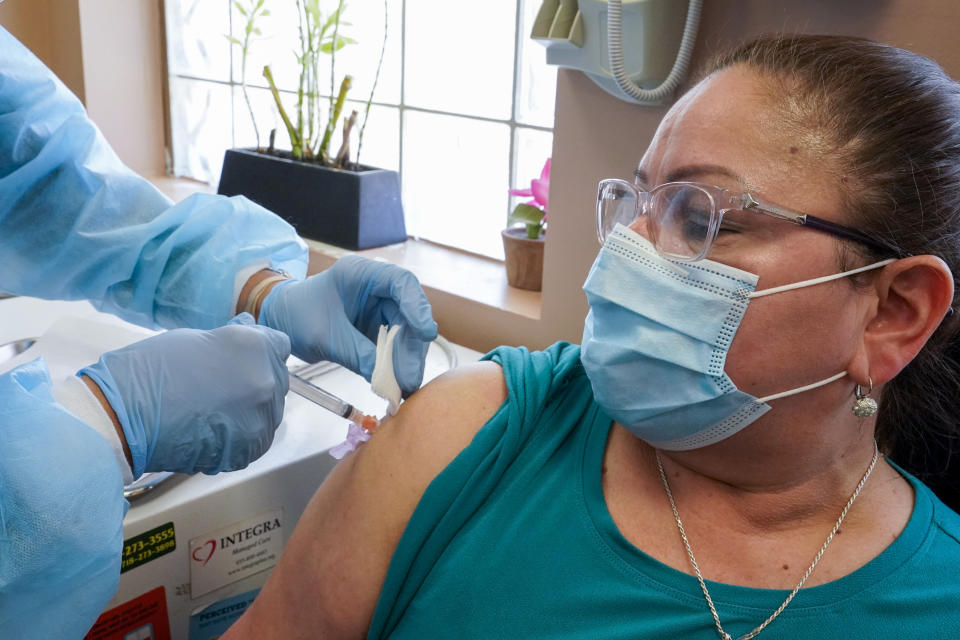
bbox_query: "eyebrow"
[634,165,750,188]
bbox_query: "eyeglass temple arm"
[802,215,902,255]
[740,194,902,256]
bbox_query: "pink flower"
[509,158,551,215]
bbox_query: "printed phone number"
[123,527,175,557]
[121,539,176,569]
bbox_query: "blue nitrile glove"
[259,255,438,396]
[0,360,127,639]
[79,314,291,477]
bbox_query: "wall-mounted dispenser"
[532,0,702,105]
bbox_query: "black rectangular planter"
[217,148,407,250]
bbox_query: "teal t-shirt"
[368,343,960,639]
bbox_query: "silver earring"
[852,377,878,418]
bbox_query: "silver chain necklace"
[655,440,879,640]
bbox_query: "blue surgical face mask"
[580,224,894,450]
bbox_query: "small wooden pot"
[501,227,545,291]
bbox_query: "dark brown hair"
[711,35,960,507]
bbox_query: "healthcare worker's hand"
[258,255,438,397]
[79,314,291,477]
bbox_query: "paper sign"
[188,508,284,598]
[84,586,171,640]
[188,588,260,639]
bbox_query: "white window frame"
[164,0,555,259]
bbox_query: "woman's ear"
[862,255,954,384]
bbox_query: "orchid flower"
[509,158,551,212]
[508,158,551,238]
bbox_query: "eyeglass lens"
[598,181,717,259]
[597,181,639,243]
[650,185,714,259]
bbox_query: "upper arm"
[223,360,507,639]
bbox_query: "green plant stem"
[263,65,301,157]
[240,34,260,149]
[329,0,344,144]
[309,33,320,154]
[356,0,388,169]
[295,3,307,159]
[229,0,267,150]
[319,74,353,166]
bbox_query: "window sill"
[150,175,216,201]
[149,176,542,351]
[305,238,542,321]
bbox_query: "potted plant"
[217,0,406,251]
[503,158,549,291]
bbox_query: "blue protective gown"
[0,26,308,329]
[0,25,307,638]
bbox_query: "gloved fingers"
[259,324,293,365]
[330,322,378,381]
[219,318,293,364]
[392,325,432,397]
[230,312,257,326]
[337,256,438,340]
[331,255,388,314]
[374,263,437,339]
[356,297,402,341]
[388,277,438,340]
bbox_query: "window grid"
[167,0,553,258]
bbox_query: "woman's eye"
[717,211,749,234]
[717,222,742,234]
[681,208,712,237]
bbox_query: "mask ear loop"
[749,258,899,298]
[852,377,879,417]
[748,259,897,299]
[756,370,847,403]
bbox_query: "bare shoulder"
[223,360,507,639]
[372,359,508,476]
[339,360,509,516]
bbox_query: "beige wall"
[536,0,960,351]
[77,0,166,176]
[0,0,51,70]
[0,0,165,176]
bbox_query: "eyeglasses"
[596,179,901,262]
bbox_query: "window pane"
[231,1,398,152]
[515,0,557,127]
[233,85,291,152]
[402,111,510,259]
[169,78,234,184]
[344,101,400,172]
[166,0,557,260]
[511,127,554,216]
[326,0,402,106]
[166,0,231,81]
[405,0,517,119]
[231,0,303,94]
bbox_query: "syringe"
[288,373,379,431]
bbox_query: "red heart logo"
[192,539,216,566]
